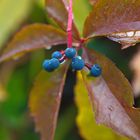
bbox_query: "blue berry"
[52,51,62,59]
[42,59,54,72]
[90,64,102,77]
[72,56,85,70]
[50,58,60,69]
[43,58,60,72]
[65,48,76,58]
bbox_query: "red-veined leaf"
[45,0,80,40]
[81,48,140,139]
[83,0,140,48]
[75,72,128,140]
[29,64,68,140]
[0,24,67,63]
[83,48,134,106]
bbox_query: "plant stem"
[85,63,92,70]
[67,0,73,48]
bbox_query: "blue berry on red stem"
[43,58,60,72]
[90,64,102,77]
[65,48,76,58]
[72,56,85,70]
[42,59,54,72]
[50,58,60,69]
[52,51,62,59]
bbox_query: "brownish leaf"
[108,31,140,49]
[81,48,140,139]
[83,0,140,47]
[83,48,134,106]
[75,72,129,140]
[88,0,98,5]
[61,0,69,8]
[29,64,68,140]
[0,24,67,63]
[45,0,80,40]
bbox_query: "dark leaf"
[0,24,67,63]
[45,0,80,40]
[81,48,140,139]
[29,64,68,140]
[83,0,140,47]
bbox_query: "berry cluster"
[42,48,102,77]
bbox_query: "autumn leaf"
[83,48,134,106]
[81,48,140,139]
[108,31,140,49]
[0,24,67,63]
[75,72,128,140]
[29,64,68,140]
[83,0,140,48]
[45,0,80,39]
[88,0,98,5]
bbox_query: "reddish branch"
[67,0,73,48]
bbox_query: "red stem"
[85,63,92,70]
[59,55,67,63]
[67,0,73,48]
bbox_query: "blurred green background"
[0,0,140,140]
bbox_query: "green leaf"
[81,48,140,139]
[73,0,92,35]
[45,0,80,39]
[75,72,129,140]
[83,0,140,47]
[0,64,29,128]
[29,64,68,140]
[0,24,67,63]
[0,0,33,48]
[54,105,76,140]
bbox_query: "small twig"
[85,63,92,70]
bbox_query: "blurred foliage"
[0,0,140,140]
[0,0,33,48]
[73,0,92,35]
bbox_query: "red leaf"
[0,24,67,63]
[83,48,134,106]
[45,0,80,40]
[83,0,140,39]
[29,64,68,140]
[81,48,140,139]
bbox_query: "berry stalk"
[67,0,73,48]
